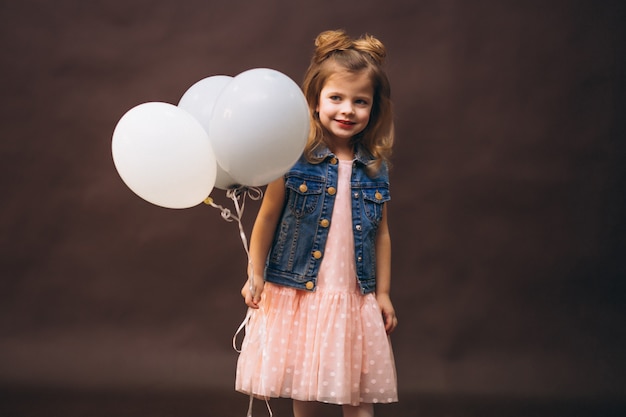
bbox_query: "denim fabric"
[264,145,390,294]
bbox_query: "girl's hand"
[376,293,398,334]
[241,274,265,309]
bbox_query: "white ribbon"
[205,186,262,298]
[206,186,272,417]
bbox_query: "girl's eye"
[330,95,341,101]
[355,99,369,105]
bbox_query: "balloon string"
[204,186,272,417]
[205,186,261,344]
[204,186,262,297]
[239,303,272,417]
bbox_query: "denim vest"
[264,145,390,294]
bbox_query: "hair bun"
[352,34,386,65]
[313,29,386,65]
[314,30,352,63]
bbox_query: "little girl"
[236,29,398,417]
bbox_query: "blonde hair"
[302,29,394,175]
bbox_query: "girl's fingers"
[384,311,397,334]
[242,280,264,309]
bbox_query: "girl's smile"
[336,119,356,127]
[317,70,373,143]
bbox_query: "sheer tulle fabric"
[236,160,397,405]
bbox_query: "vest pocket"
[285,176,324,217]
[362,187,390,223]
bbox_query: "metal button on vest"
[355,224,362,231]
[320,219,330,228]
[375,191,383,200]
[313,250,322,259]
[305,281,315,290]
[299,183,308,193]
[353,192,359,198]
[330,157,338,165]
[327,186,336,195]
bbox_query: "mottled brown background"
[0,0,624,415]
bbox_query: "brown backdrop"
[1,0,625,415]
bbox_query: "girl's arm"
[241,177,285,308]
[375,204,398,333]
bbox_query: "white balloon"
[178,75,240,190]
[178,75,232,132]
[209,68,310,187]
[112,102,217,209]
[212,163,240,190]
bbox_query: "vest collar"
[311,144,375,166]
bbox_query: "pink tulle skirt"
[235,283,397,405]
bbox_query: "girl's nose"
[341,103,355,115]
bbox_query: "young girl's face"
[316,69,374,145]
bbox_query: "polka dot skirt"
[236,160,398,405]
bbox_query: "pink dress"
[236,160,397,406]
